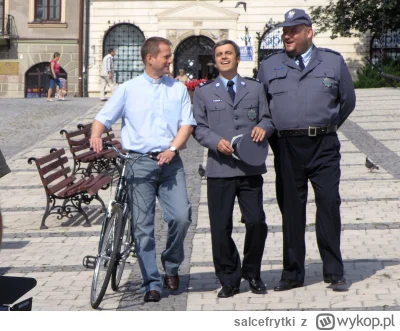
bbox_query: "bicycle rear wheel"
[111,209,132,291]
[90,204,123,309]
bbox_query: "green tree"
[310,0,400,39]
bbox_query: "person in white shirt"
[100,48,116,101]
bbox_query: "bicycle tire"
[90,204,123,309]
[111,208,132,291]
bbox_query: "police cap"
[276,8,312,27]
[231,132,269,167]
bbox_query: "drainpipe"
[83,0,90,97]
[78,0,84,97]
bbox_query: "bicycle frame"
[97,156,129,256]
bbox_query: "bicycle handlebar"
[103,141,150,162]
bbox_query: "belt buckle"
[308,126,317,136]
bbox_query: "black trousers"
[277,133,344,283]
[207,175,267,287]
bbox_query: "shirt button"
[234,116,238,120]
[235,126,239,130]
[234,106,237,110]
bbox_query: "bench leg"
[40,195,52,229]
[93,194,106,213]
[74,196,91,227]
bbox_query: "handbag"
[44,66,53,77]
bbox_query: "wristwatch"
[169,146,179,155]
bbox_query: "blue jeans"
[49,75,62,89]
[126,153,192,294]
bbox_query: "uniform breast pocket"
[313,68,338,95]
[163,100,181,124]
[206,101,228,125]
[268,69,288,96]
[242,99,259,122]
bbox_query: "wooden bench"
[28,148,112,229]
[60,124,122,177]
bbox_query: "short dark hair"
[53,52,60,58]
[108,48,114,54]
[213,40,241,60]
[141,37,172,63]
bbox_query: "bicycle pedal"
[83,255,97,269]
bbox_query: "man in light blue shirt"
[91,37,196,303]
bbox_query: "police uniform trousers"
[207,175,267,287]
[277,133,344,283]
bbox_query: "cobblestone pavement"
[0,98,99,158]
[1,88,400,311]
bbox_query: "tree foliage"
[310,0,400,39]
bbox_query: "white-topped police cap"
[276,8,312,27]
[231,131,269,167]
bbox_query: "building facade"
[0,0,82,98]
[87,0,371,97]
[1,0,398,98]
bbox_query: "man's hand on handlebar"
[90,137,103,153]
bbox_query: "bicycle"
[83,142,150,309]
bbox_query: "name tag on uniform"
[212,99,222,103]
[274,67,285,70]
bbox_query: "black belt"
[278,125,337,137]
[128,151,160,160]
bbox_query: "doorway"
[174,35,218,80]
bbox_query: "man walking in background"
[100,48,116,101]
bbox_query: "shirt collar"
[298,44,314,63]
[219,74,238,89]
[143,71,164,85]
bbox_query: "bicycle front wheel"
[90,204,123,309]
[111,209,132,291]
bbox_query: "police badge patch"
[248,108,257,121]
[323,77,333,88]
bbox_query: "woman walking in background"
[47,52,64,101]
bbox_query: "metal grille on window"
[258,27,284,66]
[0,0,3,35]
[174,36,215,80]
[371,31,400,65]
[103,24,145,85]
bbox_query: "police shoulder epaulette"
[318,48,341,56]
[244,77,261,83]
[199,80,214,88]
[261,50,285,62]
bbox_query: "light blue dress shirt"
[219,74,238,93]
[95,72,196,153]
[295,44,314,68]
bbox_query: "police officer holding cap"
[193,40,274,298]
[257,9,356,291]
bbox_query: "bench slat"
[35,149,65,166]
[39,157,69,176]
[43,167,71,186]
[48,175,76,195]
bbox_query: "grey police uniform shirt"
[257,46,356,131]
[193,74,275,178]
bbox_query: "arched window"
[25,62,67,98]
[174,36,218,80]
[103,23,145,84]
[258,27,284,66]
[370,31,400,64]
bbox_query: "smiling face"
[282,24,313,57]
[146,42,173,78]
[214,43,240,79]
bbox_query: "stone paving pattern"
[1,88,400,311]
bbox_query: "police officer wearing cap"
[257,9,356,291]
[193,40,274,298]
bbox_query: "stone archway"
[103,23,145,84]
[173,35,218,80]
[25,62,67,98]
